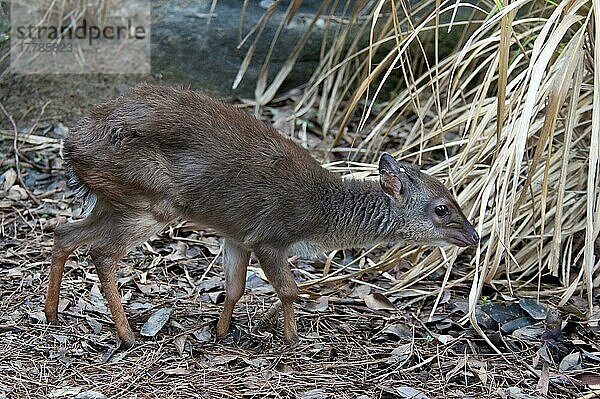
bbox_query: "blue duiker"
[45,84,479,348]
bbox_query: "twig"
[0,101,41,204]
[252,299,282,334]
[27,100,51,137]
[199,243,223,282]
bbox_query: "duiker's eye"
[435,205,449,217]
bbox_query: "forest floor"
[1,75,599,399]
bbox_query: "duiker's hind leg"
[45,218,98,323]
[216,239,251,338]
[90,249,135,347]
[88,213,164,348]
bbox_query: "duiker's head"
[378,153,479,247]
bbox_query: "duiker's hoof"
[284,334,300,348]
[215,321,230,340]
[118,337,136,350]
[44,308,59,324]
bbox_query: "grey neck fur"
[309,179,406,250]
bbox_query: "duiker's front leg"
[45,222,90,323]
[254,246,299,345]
[216,239,250,338]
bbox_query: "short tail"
[64,158,97,217]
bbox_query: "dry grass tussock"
[240,0,600,323]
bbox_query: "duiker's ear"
[379,153,403,201]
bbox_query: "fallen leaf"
[559,352,580,371]
[246,270,268,290]
[299,389,327,399]
[241,357,270,368]
[193,325,212,343]
[582,350,600,363]
[49,348,69,365]
[49,387,82,398]
[210,354,238,366]
[364,293,395,311]
[482,302,522,324]
[536,359,550,395]
[519,298,547,320]
[135,282,154,295]
[305,296,329,312]
[108,351,128,363]
[7,185,27,200]
[446,357,468,380]
[58,298,70,312]
[75,391,107,399]
[535,345,552,365]
[2,168,16,191]
[470,361,488,385]
[380,323,412,339]
[174,334,187,356]
[86,317,102,334]
[501,317,535,334]
[164,367,191,375]
[202,236,221,255]
[196,276,222,292]
[512,326,545,340]
[438,289,451,305]
[89,284,108,314]
[140,308,172,337]
[433,334,454,346]
[496,387,536,399]
[350,285,371,299]
[165,241,188,261]
[395,386,428,399]
[387,343,411,364]
[208,291,224,304]
[28,311,46,323]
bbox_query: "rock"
[152,0,331,98]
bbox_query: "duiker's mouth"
[446,228,480,247]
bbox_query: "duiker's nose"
[471,231,480,245]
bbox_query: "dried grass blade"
[255,0,331,104]
[233,1,279,89]
[584,0,600,314]
[496,0,512,152]
[511,13,584,217]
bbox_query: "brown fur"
[45,84,478,347]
